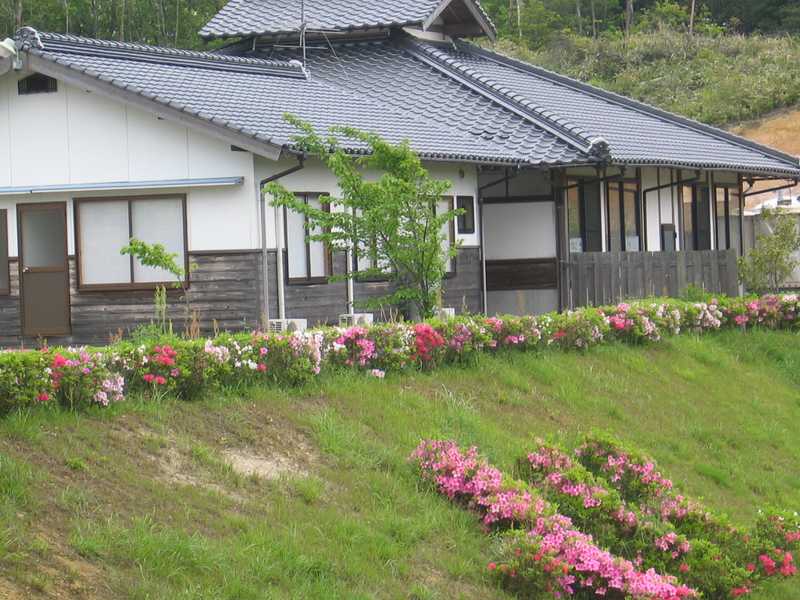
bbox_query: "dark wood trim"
[0,209,8,296]
[482,194,553,205]
[485,257,558,291]
[74,194,189,293]
[17,201,71,337]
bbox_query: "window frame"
[283,193,332,286]
[0,209,9,295]
[74,194,189,292]
[713,184,742,253]
[566,178,603,253]
[682,184,712,251]
[605,178,642,252]
[456,195,475,235]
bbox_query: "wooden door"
[18,202,71,337]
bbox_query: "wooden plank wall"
[566,250,739,308]
[0,248,484,347]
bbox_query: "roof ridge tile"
[404,38,608,159]
[17,28,306,77]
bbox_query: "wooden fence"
[563,250,739,309]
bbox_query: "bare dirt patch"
[222,448,307,480]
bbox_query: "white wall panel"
[9,72,70,186]
[67,88,129,183]
[0,76,12,187]
[483,202,556,260]
[186,130,257,251]
[127,108,189,181]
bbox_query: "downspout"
[259,156,304,324]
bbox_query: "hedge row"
[0,294,798,413]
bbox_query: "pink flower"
[36,392,49,402]
[143,374,155,384]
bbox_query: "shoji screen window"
[76,196,187,290]
[284,194,330,284]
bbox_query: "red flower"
[36,392,49,402]
[679,563,690,573]
[487,562,496,571]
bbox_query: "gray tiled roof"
[431,41,800,176]
[200,0,478,40]
[21,31,579,165]
[16,29,800,177]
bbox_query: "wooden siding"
[564,250,738,309]
[1,251,262,347]
[0,247,485,346]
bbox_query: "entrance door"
[18,202,71,337]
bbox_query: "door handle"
[22,267,30,273]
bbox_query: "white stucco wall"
[0,71,257,257]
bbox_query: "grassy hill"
[497,31,800,127]
[1,329,799,599]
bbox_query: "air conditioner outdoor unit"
[339,313,374,327]
[268,318,308,333]
[435,307,456,320]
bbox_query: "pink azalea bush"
[574,433,800,597]
[411,439,696,600]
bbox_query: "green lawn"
[1,329,799,598]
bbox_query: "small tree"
[267,115,461,320]
[120,239,194,333]
[738,208,800,294]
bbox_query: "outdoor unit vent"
[339,313,374,327]
[268,318,308,333]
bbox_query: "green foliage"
[738,208,800,294]
[121,237,194,332]
[267,115,461,319]
[497,29,800,126]
[120,238,185,282]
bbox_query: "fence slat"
[566,250,738,308]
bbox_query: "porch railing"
[561,250,739,309]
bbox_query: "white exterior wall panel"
[0,74,257,257]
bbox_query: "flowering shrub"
[411,439,697,599]
[3,294,800,414]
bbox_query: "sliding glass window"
[682,185,711,251]
[606,181,641,252]
[714,185,742,253]
[566,179,602,253]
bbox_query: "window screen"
[77,196,186,288]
